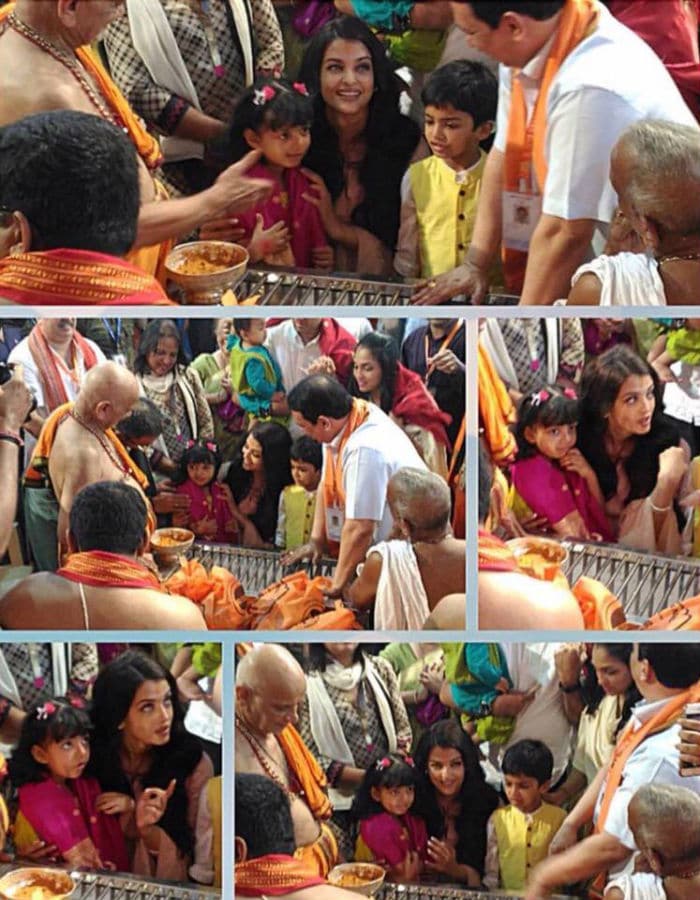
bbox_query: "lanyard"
[198,0,226,77]
[424,320,462,383]
[101,318,121,350]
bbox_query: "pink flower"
[36,701,56,720]
[563,387,577,400]
[293,82,309,96]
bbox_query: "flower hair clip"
[531,389,550,407]
[563,387,577,400]
[205,441,218,453]
[186,439,196,449]
[375,756,391,771]
[253,85,276,106]
[404,756,414,767]
[36,701,56,720]
[293,82,309,96]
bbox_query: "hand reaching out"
[136,779,177,831]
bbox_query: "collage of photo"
[0,1,699,899]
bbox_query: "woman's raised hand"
[136,779,177,831]
[425,837,457,875]
[657,445,689,488]
[554,643,584,688]
[95,792,135,816]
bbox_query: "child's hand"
[248,214,290,262]
[177,671,211,704]
[16,840,59,863]
[494,676,510,694]
[199,216,246,243]
[305,355,336,376]
[95,792,135,816]
[312,245,334,270]
[559,448,593,478]
[492,687,537,717]
[136,779,176,831]
[192,516,219,540]
[302,170,343,240]
[651,359,677,384]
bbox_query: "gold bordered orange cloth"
[0,249,172,306]
[294,822,338,878]
[27,322,99,411]
[235,854,326,896]
[58,550,162,590]
[277,724,332,822]
[478,343,516,465]
[503,0,599,291]
[478,528,518,572]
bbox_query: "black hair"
[227,77,314,162]
[421,60,498,127]
[514,385,579,460]
[70,481,147,555]
[460,1,566,27]
[287,374,353,423]
[225,422,293,543]
[577,345,682,512]
[502,739,553,785]
[115,397,164,441]
[0,110,139,255]
[638,643,700,689]
[347,332,398,414]
[350,753,417,821]
[173,441,221,487]
[299,15,421,250]
[89,651,203,859]
[290,435,322,470]
[582,644,640,738]
[413,719,499,876]
[9,698,92,787]
[133,320,188,375]
[235,773,295,857]
[306,644,364,672]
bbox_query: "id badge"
[326,504,345,542]
[502,191,542,252]
[112,353,127,368]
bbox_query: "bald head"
[76,362,139,429]
[388,467,451,535]
[236,645,307,734]
[613,119,700,236]
[629,783,700,863]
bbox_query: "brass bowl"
[165,240,248,304]
[150,527,195,565]
[507,536,569,581]
[0,867,75,899]
[327,863,385,897]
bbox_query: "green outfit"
[189,353,241,459]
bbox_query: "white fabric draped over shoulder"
[571,253,666,306]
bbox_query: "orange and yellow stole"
[58,550,162,590]
[277,725,332,822]
[0,250,172,306]
[235,854,326,896]
[478,343,516,465]
[503,0,599,292]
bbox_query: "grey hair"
[615,119,700,234]
[630,783,700,861]
[389,467,451,531]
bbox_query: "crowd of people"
[0,642,222,888]
[0,1,697,305]
[478,316,700,629]
[235,640,700,899]
[0,315,465,630]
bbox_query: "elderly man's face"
[241,678,306,735]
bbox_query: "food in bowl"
[171,244,245,276]
[0,868,75,900]
[327,863,385,896]
[507,537,568,581]
[151,528,194,547]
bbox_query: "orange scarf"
[277,724,332,822]
[0,249,172,306]
[478,343,516,465]
[58,550,162,590]
[26,324,98,413]
[503,0,599,290]
[235,854,326,896]
[322,398,371,511]
[478,528,518,572]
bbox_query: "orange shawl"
[0,249,172,306]
[595,685,700,833]
[478,528,518,572]
[503,0,599,291]
[235,854,326,896]
[277,725,332,822]
[26,324,98,413]
[58,550,161,590]
[478,343,516,465]
[322,398,371,510]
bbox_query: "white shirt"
[605,872,666,900]
[494,7,697,252]
[491,643,573,785]
[571,253,666,306]
[594,697,700,876]
[325,404,426,541]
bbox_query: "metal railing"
[379,884,574,900]
[561,539,700,620]
[0,867,218,900]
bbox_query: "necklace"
[7,12,128,133]
[236,714,306,799]
[657,251,700,265]
[70,409,131,479]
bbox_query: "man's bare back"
[0,573,206,630]
[479,570,584,629]
[235,735,321,848]
[235,886,360,900]
[0,25,156,201]
[414,537,466,610]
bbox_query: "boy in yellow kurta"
[483,739,566,891]
[394,60,499,281]
[276,436,321,551]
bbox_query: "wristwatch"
[558,681,581,694]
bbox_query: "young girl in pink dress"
[173,441,243,544]
[9,698,130,871]
[509,385,613,541]
[351,754,428,883]
[227,77,333,269]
